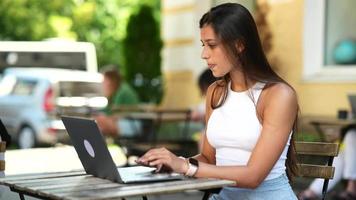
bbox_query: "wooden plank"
[0,170,86,184]
[42,182,119,194]
[124,112,188,122]
[10,184,63,200]
[310,119,355,126]
[0,160,4,171]
[0,142,6,152]
[297,164,335,179]
[295,142,339,156]
[24,176,113,191]
[14,175,93,186]
[7,175,113,200]
[63,178,235,200]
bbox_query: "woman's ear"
[235,40,245,53]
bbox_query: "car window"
[59,81,102,97]
[11,79,37,96]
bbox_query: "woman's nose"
[201,47,209,59]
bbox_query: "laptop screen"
[347,93,356,117]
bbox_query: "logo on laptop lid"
[84,139,95,158]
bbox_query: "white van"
[0,41,98,73]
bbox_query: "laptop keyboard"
[117,166,183,182]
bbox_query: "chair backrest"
[295,141,339,179]
[0,142,6,173]
[295,141,339,200]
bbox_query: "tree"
[122,5,163,103]
[0,0,161,81]
[0,0,74,41]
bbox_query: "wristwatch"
[185,158,199,177]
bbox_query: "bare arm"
[191,83,216,164]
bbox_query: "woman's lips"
[208,64,216,69]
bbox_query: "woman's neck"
[229,70,255,92]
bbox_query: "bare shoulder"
[206,80,224,101]
[205,80,225,121]
[263,82,297,106]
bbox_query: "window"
[303,0,356,82]
[59,81,102,97]
[11,79,37,96]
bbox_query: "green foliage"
[0,0,74,40]
[123,5,163,103]
[0,0,163,103]
[71,0,122,67]
[295,132,321,142]
[0,0,161,69]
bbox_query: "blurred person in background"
[191,68,216,150]
[95,65,140,138]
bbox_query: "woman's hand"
[136,147,188,174]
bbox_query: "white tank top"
[206,82,290,180]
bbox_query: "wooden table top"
[303,115,356,126]
[0,170,235,200]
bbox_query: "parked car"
[0,68,107,149]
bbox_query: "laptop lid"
[347,93,356,117]
[61,116,122,183]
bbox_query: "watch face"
[189,158,199,167]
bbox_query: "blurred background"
[0,0,356,153]
[0,0,356,198]
[1,0,355,144]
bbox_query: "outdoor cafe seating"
[111,104,199,161]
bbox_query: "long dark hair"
[0,119,12,148]
[200,3,298,180]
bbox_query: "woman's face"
[200,25,234,78]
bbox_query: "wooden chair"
[201,141,339,200]
[295,141,339,200]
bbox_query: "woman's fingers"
[136,147,182,173]
[138,148,169,162]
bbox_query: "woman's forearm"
[194,162,262,189]
[191,153,214,164]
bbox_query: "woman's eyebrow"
[201,39,217,43]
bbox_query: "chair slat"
[0,142,6,152]
[0,160,5,171]
[295,142,339,156]
[297,164,334,179]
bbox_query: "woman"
[137,3,298,199]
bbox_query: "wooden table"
[4,145,126,175]
[112,106,195,157]
[308,116,356,141]
[0,170,234,200]
[114,106,192,137]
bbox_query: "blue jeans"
[209,174,297,200]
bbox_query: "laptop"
[61,116,185,183]
[347,93,356,118]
